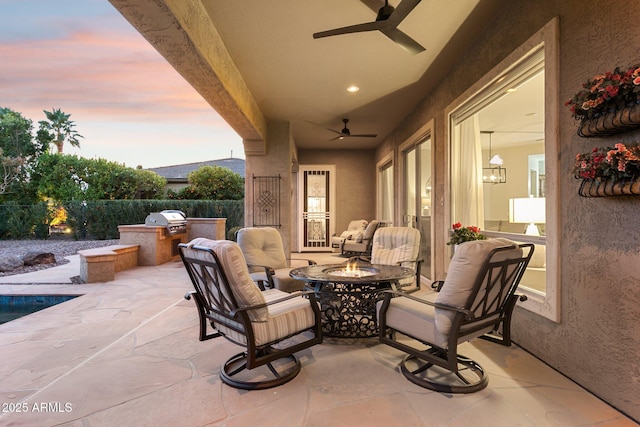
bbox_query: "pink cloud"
[0,25,243,168]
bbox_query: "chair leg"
[400,353,488,394]
[220,351,302,390]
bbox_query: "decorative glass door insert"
[299,165,335,251]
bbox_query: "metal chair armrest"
[431,280,445,292]
[230,291,317,316]
[287,258,317,266]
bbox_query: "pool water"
[0,295,79,324]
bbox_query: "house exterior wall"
[298,149,377,238]
[244,120,295,255]
[378,0,640,419]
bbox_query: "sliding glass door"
[402,137,432,279]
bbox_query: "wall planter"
[566,64,640,138]
[578,177,640,197]
[573,143,640,197]
[577,104,640,138]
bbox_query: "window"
[377,153,394,225]
[447,19,560,322]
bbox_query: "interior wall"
[297,149,376,236]
[376,0,640,420]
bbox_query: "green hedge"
[0,200,244,240]
[0,201,54,239]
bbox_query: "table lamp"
[509,197,545,236]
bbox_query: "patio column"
[244,120,296,255]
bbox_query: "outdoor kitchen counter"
[118,225,187,266]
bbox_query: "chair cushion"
[528,244,545,268]
[185,238,268,322]
[337,230,363,242]
[377,290,448,349]
[237,227,288,271]
[435,238,522,335]
[342,241,368,252]
[209,289,316,346]
[252,289,318,346]
[362,220,379,240]
[250,268,306,293]
[346,219,368,232]
[371,227,420,266]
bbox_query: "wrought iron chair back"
[180,244,247,344]
[378,240,534,393]
[180,239,322,390]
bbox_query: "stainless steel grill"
[145,210,187,235]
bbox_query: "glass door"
[403,138,432,279]
[298,165,335,252]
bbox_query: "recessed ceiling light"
[346,85,360,93]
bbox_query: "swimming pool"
[0,295,79,324]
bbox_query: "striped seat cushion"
[371,227,420,286]
[212,289,317,346]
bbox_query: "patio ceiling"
[111,0,515,150]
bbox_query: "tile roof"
[147,157,245,181]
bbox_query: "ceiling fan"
[313,0,425,55]
[327,119,377,141]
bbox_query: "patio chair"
[341,220,379,256]
[377,238,533,393]
[366,226,422,291]
[179,238,322,390]
[331,219,368,249]
[237,227,315,292]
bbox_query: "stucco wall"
[298,150,377,234]
[244,120,295,254]
[380,0,640,420]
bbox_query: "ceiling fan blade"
[313,21,381,39]
[381,27,425,54]
[330,133,377,141]
[349,133,378,138]
[386,0,422,26]
[360,0,385,14]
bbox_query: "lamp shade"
[509,197,546,224]
[489,154,504,165]
[509,197,545,236]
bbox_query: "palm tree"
[39,108,83,153]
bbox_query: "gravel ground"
[0,237,120,277]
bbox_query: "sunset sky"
[0,0,244,168]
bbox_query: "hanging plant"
[573,143,640,196]
[566,64,640,137]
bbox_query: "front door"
[298,165,335,252]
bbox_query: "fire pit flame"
[327,260,376,278]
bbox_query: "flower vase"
[578,177,640,197]
[577,104,640,138]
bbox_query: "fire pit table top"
[289,262,414,285]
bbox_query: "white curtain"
[380,164,394,224]
[451,115,484,226]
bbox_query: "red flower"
[452,222,462,230]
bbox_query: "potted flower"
[447,222,487,246]
[573,143,640,196]
[565,64,640,137]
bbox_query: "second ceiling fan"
[328,119,377,141]
[313,0,425,55]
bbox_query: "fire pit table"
[289,262,414,338]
